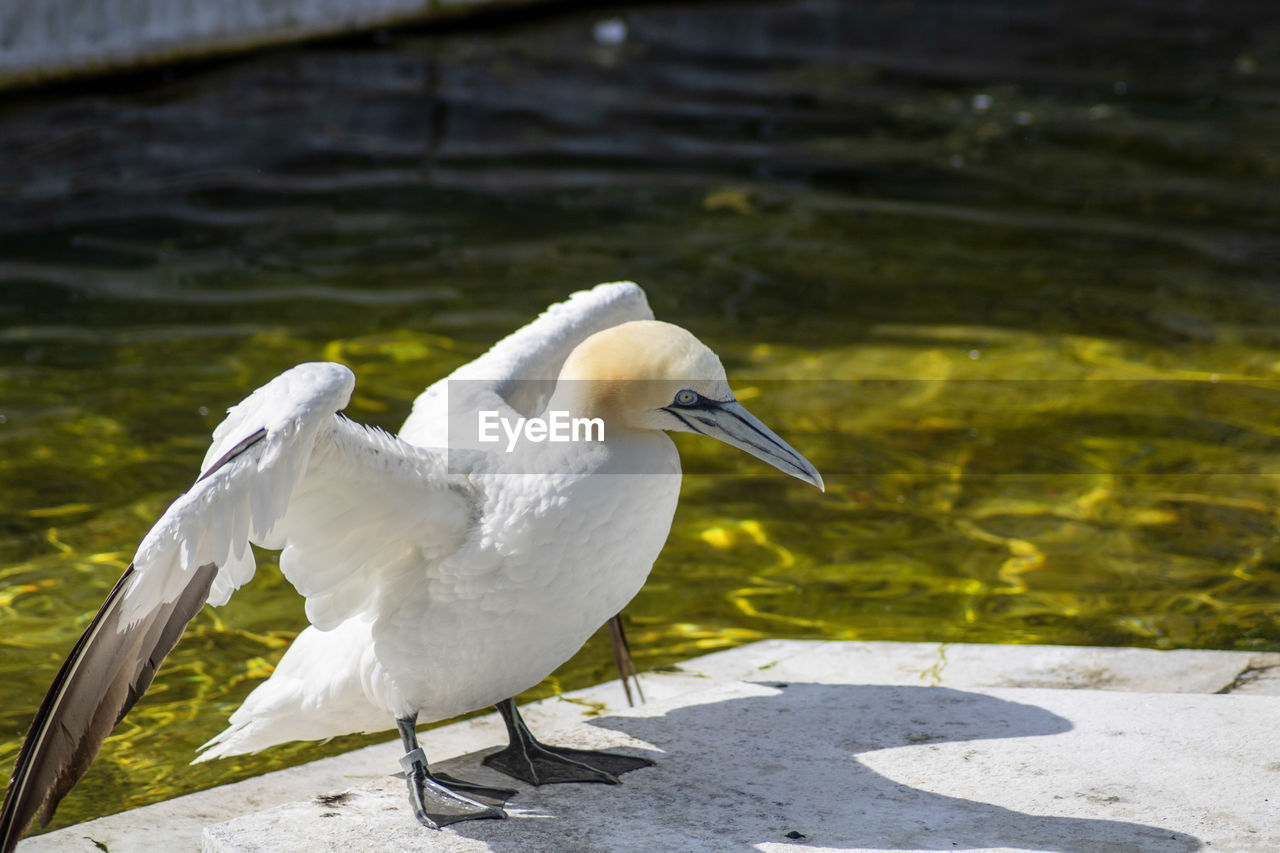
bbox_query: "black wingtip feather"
[0,562,216,852]
[2,427,263,851]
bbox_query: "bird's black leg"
[482,698,654,786]
[396,715,512,828]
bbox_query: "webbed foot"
[482,697,655,786]
[397,716,509,828]
[400,748,507,828]
[433,771,517,805]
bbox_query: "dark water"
[1,0,1279,831]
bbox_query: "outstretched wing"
[0,362,473,851]
[399,281,654,445]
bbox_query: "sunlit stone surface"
[15,640,1279,852]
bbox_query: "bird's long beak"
[689,399,824,491]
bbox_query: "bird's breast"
[372,432,682,716]
[479,431,682,609]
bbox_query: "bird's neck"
[544,378,652,445]
[546,377,613,421]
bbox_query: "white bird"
[0,282,822,848]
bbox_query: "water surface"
[1,0,1279,831]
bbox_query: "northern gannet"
[0,282,822,848]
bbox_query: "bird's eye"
[674,390,697,406]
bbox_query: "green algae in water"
[6,315,1279,832]
[2,0,1280,837]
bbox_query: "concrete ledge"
[17,641,1280,852]
[0,0,532,91]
